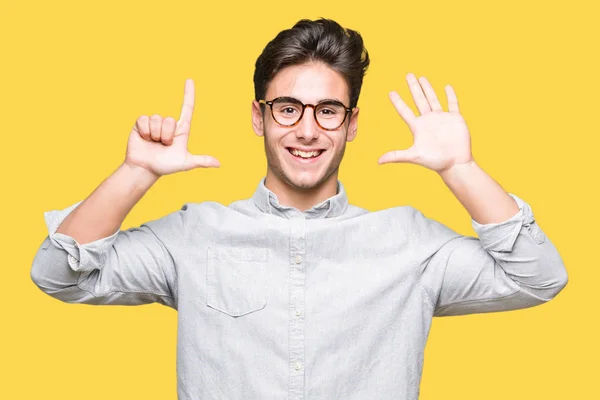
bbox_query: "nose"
[296,105,320,141]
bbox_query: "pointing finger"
[176,79,195,136]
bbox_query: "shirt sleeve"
[419,193,568,317]
[30,200,188,309]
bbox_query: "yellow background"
[1,0,596,398]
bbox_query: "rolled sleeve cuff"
[44,200,120,272]
[470,193,539,253]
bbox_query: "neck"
[265,172,339,212]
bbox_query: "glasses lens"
[271,98,304,126]
[270,98,348,130]
[315,102,347,130]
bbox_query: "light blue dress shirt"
[31,177,568,399]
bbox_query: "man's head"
[251,18,370,193]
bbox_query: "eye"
[282,107,298,114]
[274,102,301,114]
[317,104,344,118]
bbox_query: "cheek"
[331,133,347,151]
[263,129,286,154]
[265,125,289,144]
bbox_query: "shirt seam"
[143,221,181,299]
[75,264,174,299]
[75,279,175,299]
[436,288,521,311]
[418,280,435,312]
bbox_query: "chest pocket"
[206,246,268,317]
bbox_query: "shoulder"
[404,206,466,257]
[369,204,462,243]
[353,204,418,221]
[142,200,230,230]
[182,200,236,223]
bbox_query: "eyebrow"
[276,96,345,105]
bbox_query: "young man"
[31,18,568,400]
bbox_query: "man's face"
[252,62,359,192]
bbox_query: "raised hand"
[378,73,474,174]
[125,79,220,177]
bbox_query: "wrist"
[120,161,161,191]
[438,159,477,181]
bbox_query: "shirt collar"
[251,177,348,219]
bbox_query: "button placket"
[288,215,306,399]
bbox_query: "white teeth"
[290,148,323,158]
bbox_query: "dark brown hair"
[253,18,370,109]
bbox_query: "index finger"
[389,91,416,127]
[177,79,195,128]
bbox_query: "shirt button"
[295,362,301,370]
[294,255,302,264]
[295,310,301,317]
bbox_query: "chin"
[284,174,325,191]
[284,164,340,191]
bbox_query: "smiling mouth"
[286,148,325,159]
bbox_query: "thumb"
[377,148,418,165]
[183,153,221,170]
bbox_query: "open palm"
[378,73,474,173]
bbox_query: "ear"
[346,107,359,142]
[251,100,264,137]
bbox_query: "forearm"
[438,161,519,224]
[56,162,159,244]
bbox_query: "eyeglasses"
[258,97,353,131]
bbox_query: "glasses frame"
[258,97,354,131]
